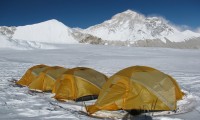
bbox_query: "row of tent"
[16,64,184,115]
[16,65,107,101]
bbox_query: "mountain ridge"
[83,10,200,42]
[12,19,78,44]
[1,10,200,49]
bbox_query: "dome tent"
[53,67,108,101]
[29,66,69,92]
[16,64,49,86]
[86,66,184,114]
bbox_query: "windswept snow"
[0,44,200,119]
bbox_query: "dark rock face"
[0,26,16,38]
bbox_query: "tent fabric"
[29,66,69,92]
[86,66,184,114]
[16,64,49,86]
[53,67,108,101]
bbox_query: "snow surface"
[0,44,200,120]
[0,34,56,50]
[12,19,78,44]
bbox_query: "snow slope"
[0,44,200,119]
[84,10,200,42]
[0,34,56,50]
[12,19,78,44]
[1,10,200,48]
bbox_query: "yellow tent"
[28,66,69,92]
[87,66,184,114]
[53,67,108,101]
[16,64,49,86]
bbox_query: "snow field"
[0,44,200,119]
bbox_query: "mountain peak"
[45,19,60,23]
[84,9,193,42]
[12,19,78,44]
[122,9,139,15]
[39,19,65,26]
[111,9,144,21]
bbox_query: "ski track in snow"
[0,44,200,120]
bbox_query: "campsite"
[0,44,199,119]
[1,0,200,119]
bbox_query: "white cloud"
[173,25,192,32]
[129,10,199,33]
[195,27,200,33]
[146,14,190,32]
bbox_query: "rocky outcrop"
[0,26,16,38]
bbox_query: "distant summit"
[1,10,200,49]
[12,19,78,44]
[84,10,200,42]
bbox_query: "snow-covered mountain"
[84,10,200,43]
[0,19,98,45]
[11,19,78,44]
[1,10,200,49]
